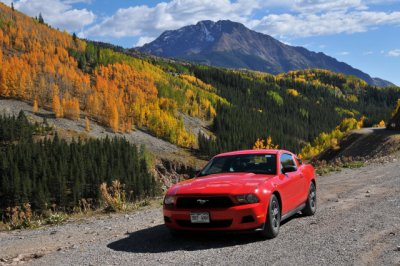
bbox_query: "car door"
[294,156,309,203]
[278,153,303,214]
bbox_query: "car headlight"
[236,194,259,204]
[164,195,175,205]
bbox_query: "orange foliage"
[253,136,279,150]
[85,116,90,132]
[62,97,80,120]
[109,105,119,133]
[32,98,38,113]
[52,95,63,118]
[357,116,365,129]
[377,120,385,128]
[0,3,210,148]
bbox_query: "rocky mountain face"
[138,20,393,87]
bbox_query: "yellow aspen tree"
[52,95,62,118]
[392,99,400,118]
[357,116,365,129]
[253,136,279,149]
[110,106,119,132]
[63,98,80,120]
[85,116,90,132]
[32,98,39,113]
[253,138,265,149]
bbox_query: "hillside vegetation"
[187,67,400,156]
[388,99,400,130]
[1,2,400,228]
[1,2,400,157]
[0,112,159,215]
[0,3,224,148]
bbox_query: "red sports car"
[163,149,316,238]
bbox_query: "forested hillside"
[1,2,400,157]
[1,2,400,219]
[0,3,223,148]
[188,67,400,156]
[0,111,158,212]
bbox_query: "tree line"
[0,3,221,148]
[190,67,400,157]
[0,111,159,214]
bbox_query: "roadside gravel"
[1,156,399,266]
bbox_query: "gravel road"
[1,157,399,266]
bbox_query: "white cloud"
[339,51,350,55]
[388,49,400,57]
[84,0,262,38]
[252,10,400,37]
[292,0,366,13]
[63,0,92,3]
[1,0,96,32]
[135,36,156,47]
[1,0,12,5]
[3,0,400,47]
[81,0,400,44]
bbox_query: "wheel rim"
[271,199,280,228]
[309,184,316,209]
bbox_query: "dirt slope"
[0,99,207,169]
[1,153,399,265]
[317,127,400,162]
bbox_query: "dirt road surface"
[1,156,399,265]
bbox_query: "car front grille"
[176,219,232,228]
[176,196,234,209]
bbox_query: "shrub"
[3,203,32,229]
[100,180,126,212]
[45,213,68,225]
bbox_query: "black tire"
[303,182,317,216]
[260,194,280,239]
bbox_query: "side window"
[280,153,297,172]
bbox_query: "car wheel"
[303,182,317,216]
[260,194,280,239]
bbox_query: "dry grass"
[314,157,365,176]
[56,128,90,142]
[3,203,33,230]
[100,180,127,212]
[0,197,163,232]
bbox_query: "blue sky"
[1,0,400,85]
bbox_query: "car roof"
[214,149,293,157]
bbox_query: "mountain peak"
[138,20,388,86]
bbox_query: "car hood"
[168,173,275,195]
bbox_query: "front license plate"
[190,212,210,223]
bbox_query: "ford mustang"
[163,149,316,238]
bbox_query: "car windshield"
[199,154,277,176]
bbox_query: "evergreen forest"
[0,111,157,213]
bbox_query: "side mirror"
[192,168,202,178]
[282,165,297,174]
